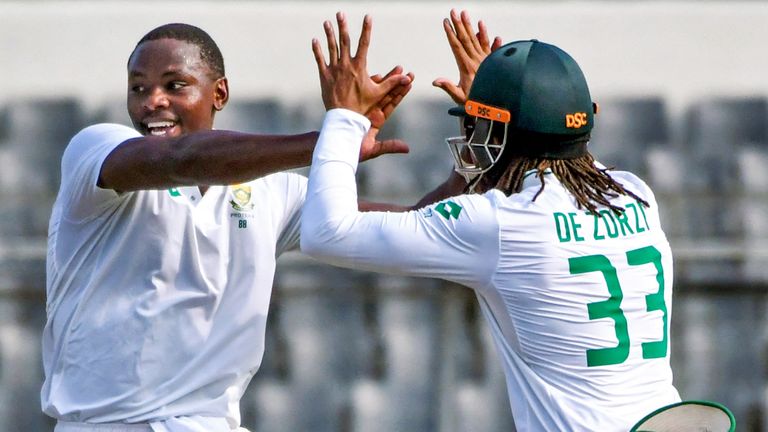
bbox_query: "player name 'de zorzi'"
[553,201,650,243]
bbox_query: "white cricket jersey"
[43,123,306,431]
[301,109,681,432]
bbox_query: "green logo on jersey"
[434,201,462,220]
[168,188,181,197]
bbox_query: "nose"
[143,87,170,112]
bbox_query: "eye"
[130,85,145,93]
[168,81,187,90]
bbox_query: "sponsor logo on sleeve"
[434,201,463,220]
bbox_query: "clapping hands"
[312,12,413,122]
[312,12,414,161]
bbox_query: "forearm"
[301,109,369,254]
[99,129,318,191]
[173,130,318,184]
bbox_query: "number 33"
[569,246,668,367]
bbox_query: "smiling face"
[127,38,228,137]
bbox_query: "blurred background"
[1,0,767,431]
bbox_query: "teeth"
[146,121,175,136]
[146,121,175,129]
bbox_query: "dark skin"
[99,37,411,197]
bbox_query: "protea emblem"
[230,184,255,211]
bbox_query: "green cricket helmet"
[446,39,598,187]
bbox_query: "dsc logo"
[565,112,588,129]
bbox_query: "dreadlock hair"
[473,130,649,216]
[128,23,225,79]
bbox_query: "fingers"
[491,36,503,52]
[316,11,411,116]
[371,64,405,85]
[376,65,404,83]
[385,74,414,115]
[381,71,412,96]
[378,138,410,155]
[432,78,465,105]
[478,20,503,53]
[477,20,490,52]
[356,14,372,65]
[379,72,414,118]
[459,10,484,54]
[367,71,413,130]
[323,20,339,66]
[449,9,478,58]
[311,38,327,75]
[336,11,351,61]
[443,17,471,73]
[449,9,470,48]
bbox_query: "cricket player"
[41,22,426,432]
[302,11,681,432]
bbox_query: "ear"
[213,77,229,111]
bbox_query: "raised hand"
[432,9,502,105]
[359,66,415,161]
[312,12,411,116]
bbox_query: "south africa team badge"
[229,184,255,212]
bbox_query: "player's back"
[479,168,680,431]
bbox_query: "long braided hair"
[472,130,649,216]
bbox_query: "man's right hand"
[312,12,412,116]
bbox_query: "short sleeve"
[58,123,141,221]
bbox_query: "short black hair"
[129,23,225,78]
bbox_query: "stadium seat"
[672,293,761,426]
[0,299,53,432]
[375,275,440,389]
[90,98,133,127]
[682,96,767,191]
[0,105,8,142]
[3,98,87,196]
[684,96,767,158]
[244,379,296,432]
[269,255,374,431]
[5,97,85,145]
[449,311,516,432]
[213,98,287,134]
[736,147,768,280]
[589,96,671,177]
[679,97,768,240]
[350,379,399,432]
[644,147,689,238]
[350,275,442,431]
